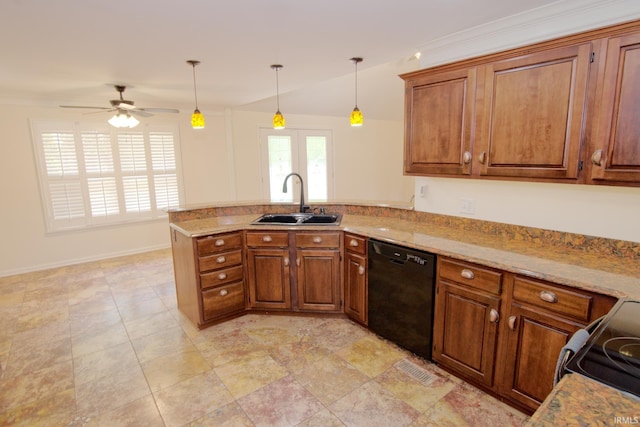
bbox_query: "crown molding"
[418,0,640,67]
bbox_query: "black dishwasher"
[367,239,436,360]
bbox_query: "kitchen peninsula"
[169,202,640,419]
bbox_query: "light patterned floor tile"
[84,395,164,427]
[336,335,406,378]
[214,350,289,399]
[141,346,211,392]
[185,401,254,427]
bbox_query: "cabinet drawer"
[512,276,592,321]
[200,265,243,290]
[246,231,289,247]
[197,232,243,256]
[202,282,245,320]
[344,233,366,255]
[438,257,502,294]
[199,249,242,273]
[296,232,340,248]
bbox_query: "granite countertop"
[170,213,640,300]
[526,374,640,426]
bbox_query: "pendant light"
[350,57,363,127]
[187,60,205,129]
[271,64,285,129]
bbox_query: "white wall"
[412,0,640,243]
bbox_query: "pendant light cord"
[191,64,199,110]
[354,60,358,108]
[275,66,281,111]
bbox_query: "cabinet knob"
[462,151,472,164]
[313,236,322,243]
[218,273,227,280]
[460,269,475,280]
[214,239,225,247]
[478,151,487,164]
[591,149,604,166]
[262,235,272,243]
[216,256,226,264]
[508,315,517,331]
[296,258,301,267]
[349,239,359,247]
[219,289,228,296]
[284,257,290,267]
[539,290,558,303]
[489,308,500,323]
[358,265,365,275]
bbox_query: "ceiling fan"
[60,85,180,118]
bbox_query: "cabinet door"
[433,281,501,388]
[500,303,584,412]
[246,247,291,310]
[477,43,592,179]
[590,32,640,183]
[403,67,477,176]
[344,251,367,324]
[296,249,341,311]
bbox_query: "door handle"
[508,316,517,331]
[358,265,365,275]
[489,308,499,323]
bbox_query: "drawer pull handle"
[489,309,500,323]
[313,236,322,243]
[262,235,272,243]
[591,149,603,166]
[218,273,227,280]
[539,290,558,303]
[216,256,226,264]
[462,151,472,164]
[349,239,359,247]
[296,258,301,267]
[284,257,290,267]
[358,265,365,275]
[219,289,228,296]
[508,315,517,331]
[214,239,225,247]
[460,269,475,280]
[478,151,487,164]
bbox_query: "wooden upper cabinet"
[476,43,592,180]
[403,67,477,176]
[589,32,640,183]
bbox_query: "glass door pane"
[305,136,327,201]
[267,135,293,202]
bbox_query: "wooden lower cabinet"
[499,303,583,410]
[433,256,617,414]
[245,230,342,312]
[171,228,246,328]
[433,281,501,388]
[343,233,368,324]
[246,247,291,310]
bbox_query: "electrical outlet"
[459,198,476,215]
[419,185,428,198]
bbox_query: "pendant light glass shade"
[350,57,363,127]
[350,106,363,127]
[271,64,285,129]
[187,60,205,129]
[108,111,139,128]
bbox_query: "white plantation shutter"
[32,121,182,231]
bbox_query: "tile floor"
[0,248,528,426]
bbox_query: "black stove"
[565,299,640,398]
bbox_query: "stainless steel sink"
[251,213,342,226]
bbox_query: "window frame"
[31,120,183,232]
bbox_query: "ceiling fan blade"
[130,110,153,118]
[60,105,112,110]
[138,108,180,114]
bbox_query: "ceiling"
[0,0,559,121]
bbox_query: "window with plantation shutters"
[31,121,182,232]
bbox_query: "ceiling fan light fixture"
[108,111,139,128]
[271,64,285,129]
[187,60,205,130]
[350,57,364,127]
